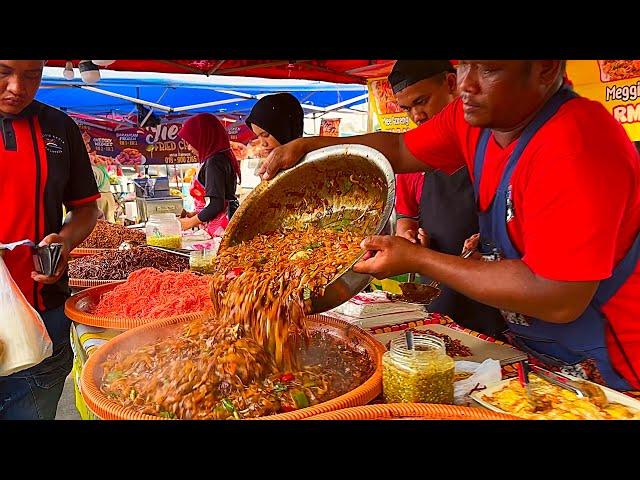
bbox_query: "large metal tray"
[221,144,396,313]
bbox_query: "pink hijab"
[178,113,241,182]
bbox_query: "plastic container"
[145,213,182,249]
[189,249,216,274]
[382,332,455,404]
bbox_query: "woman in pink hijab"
[177,113,241,237]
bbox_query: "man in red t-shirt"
[394,172,423,240]
[259,61,640,390]
[0,60,99,419]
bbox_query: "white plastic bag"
[0,256,53,376]
[454,359,502,406]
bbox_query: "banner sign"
[320,118,341,136]
[367,77,416,132]
[567,60,640,141]
[79,117,257,165]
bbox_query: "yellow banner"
[367,77,416,132]
[567,60,640,141]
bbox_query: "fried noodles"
[100,224,374,419]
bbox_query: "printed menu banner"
[320,118,341,136]
[79,118,257,166]
[367,77,416,132]
[80,122,197,165]
[226,121,256,160]
[567,60,640,141]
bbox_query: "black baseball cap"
[388,60,456,94]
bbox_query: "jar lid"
[388,331,447,361]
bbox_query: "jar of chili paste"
[382,332,455,404]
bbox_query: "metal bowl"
[221,144,396,313]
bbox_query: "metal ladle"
[390,249,476,305]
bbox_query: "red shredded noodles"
[92,268,213,319]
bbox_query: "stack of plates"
[326,291,428,329]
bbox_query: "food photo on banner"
[320,118,341,136]
[81,121,194,166]
[367,77,415,133]
[567,60,640,141]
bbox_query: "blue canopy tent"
[36,67,369,130]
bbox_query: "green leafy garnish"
[291,390,310,409]
[273,382,289,394]
[221,398,235,413]
[328,219,351,232]
[105,370,123,382]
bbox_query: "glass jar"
[189,248,216,274]
[382,332,455,404]
[145,213,182,249]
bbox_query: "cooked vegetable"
[99,224,374,419]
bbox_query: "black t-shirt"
[0,100,99,311]
[196,153,238,222]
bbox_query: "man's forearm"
[415,248,598,323]
[396,218,418,239]
[59,202,99,249]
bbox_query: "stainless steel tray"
[221,144,396,313]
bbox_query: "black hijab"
[245,92,304,145]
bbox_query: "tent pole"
[75,85,173,112]
[172,97,251,112]
[321,94,369,114]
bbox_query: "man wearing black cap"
[388,60,505,338]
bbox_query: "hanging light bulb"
[92,60,115,67]
[79,60,101,84]
[63,61,75,80]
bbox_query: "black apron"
[419,168,506,338]
[227,197,240,219]
[473,86,638,389]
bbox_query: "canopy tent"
[44,60,396,85]
[37,67,369,130]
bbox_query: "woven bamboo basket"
[70,247,117,258]
[64,282,209,329]
[80,314,385,420]
[68,278,124,289]
[307,403,518,420]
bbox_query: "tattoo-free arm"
[59,202,100,250]
[416,249,598,323]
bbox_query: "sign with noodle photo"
[567,60,640,140]
[367,77,416,133]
